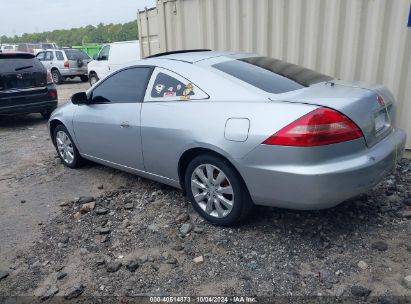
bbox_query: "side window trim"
[56,51,64,61]
[144,67,209,102]
[45,51,54,61]
[89,65,154,104]
[98,45,110,60]
[36,52,45,60]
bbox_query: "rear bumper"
[239,129,406,210]
[0,100,57,115]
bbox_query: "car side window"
[148,69,208,101]
[55,51,64,61]
[98,45,110,61]
[91,67,152,104]
[36,52,45,61]
[45,51,54,61]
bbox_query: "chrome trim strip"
[0,87,47,94]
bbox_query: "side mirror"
[71,92,89,105]
[99,55,107,61]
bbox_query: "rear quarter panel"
[140,100,318,181]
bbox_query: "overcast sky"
[0,0,156,37]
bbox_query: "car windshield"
[212,56,333,94]
[64,49,90,60]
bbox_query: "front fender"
[48,102,76,145]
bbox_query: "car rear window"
[64,49,89,60]
[55,51,64,61]
[0,56,44,74]
[212,57,333,94]
[0,55,46,91]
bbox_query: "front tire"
[89,73,99,86]
[184,154,253,226]
[40,108,53,119]
[53,125,83,168]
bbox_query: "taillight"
[64,61,69,68]
[262,107,363,147]
[47,70,53,84]
[49,90,57,99]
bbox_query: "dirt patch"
[0,159,410,299]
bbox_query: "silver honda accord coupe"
[48,50,406,225]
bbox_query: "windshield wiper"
[15,66,33,71]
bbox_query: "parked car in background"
[33,43,59,55]
[0,52,57,118]
[49,50,406,225]
[87,40,140,86]
[36,49,91,84]
[0,44,18,53]
[16,43,36,54]
[15,43,60,55]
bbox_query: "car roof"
[148,51,242,63]
[111,40,139,45]
[0,52,35,59]
[41,48,79,51]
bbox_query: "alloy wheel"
[90,76,98,85]
[56,131,74,164]
[52,72,59,83]
[190,164,234,218]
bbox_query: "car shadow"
[58,79,85,85]
[74,159,394,239]
[0,113,48,128]
[238,190,398,249]
[54,151,404,245]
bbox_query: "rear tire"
[51,70,63,84]
[184,154,253,226]
[89,73,99,86]
[53,124,83,169]
[80,75,89,82]
[40,108,53,119]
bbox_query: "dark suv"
[0,52,58,118]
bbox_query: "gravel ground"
[0,82,411,302]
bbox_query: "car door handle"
[120,122,130,128]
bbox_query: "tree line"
[0,20,138,47]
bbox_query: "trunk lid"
[0,70,46,91]
[269,80,395,147]
[0,54,48,102]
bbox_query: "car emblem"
[16,73,23,80]
[377,96,385,106]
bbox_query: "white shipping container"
[139,0,411,149]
